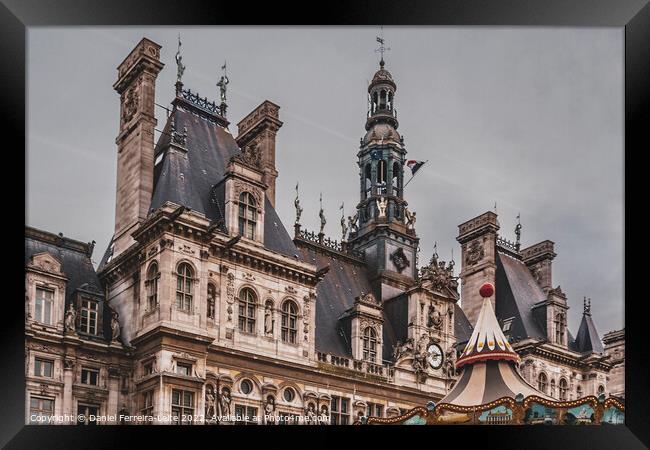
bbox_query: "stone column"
[107,367,120,424]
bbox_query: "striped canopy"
[440,293,549,406]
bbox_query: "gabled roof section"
[296,244,372,357]
[495,252,546,342]
[574,313,604,354]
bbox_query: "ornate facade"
[24,37,623,425]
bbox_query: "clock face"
[427,344,444,369]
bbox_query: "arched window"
[372,92,378,113]
[378,160,387,190]
[146,262,159,311]
[362,327,378,362]
[538,373,548,393]
[387,92,393,110]
[391,162,401,198]
[238,288,257,333]
[281,300,298,344]
[555,313,566,344]
[576,385,583,399]
[550,379,556,398]
[559,378,568,401]
[175,263,193,311]
[379,90,386,109]
[207,283,216,319]
[238,192,257,240]
[597,385,605,396]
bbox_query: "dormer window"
[80,298,98,335]
[35,287,54,325]
[554,313,566,345]
[362,327,378,363]
[238,192,257,240]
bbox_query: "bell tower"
[348,47,419,300]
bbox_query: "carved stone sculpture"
[377,197,388,218]
[219,387,232,419]
[405,207,416,230]
[111,312,121,342]
[205,386,217,419]
[64,303,76,333]
[264,303,274,335]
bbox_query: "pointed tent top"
[456,283,520,369]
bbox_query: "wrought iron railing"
[180,88,223,116]
[297,228,365,261]
[496,235,520,253]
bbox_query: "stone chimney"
[236,101,283,208]
[521,240,556,293]
[457,211,499,326]
[112,38,164,257]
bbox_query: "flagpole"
[403,160,428,189]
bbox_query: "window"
[555,313,566,344]
[238,192,257,240]
[81,367,99,386]
[176,362,192,376]
[175,263,193,311]
[34,358,54,378]
[238,288,257,333]
[141,390,154,422]
[240,379,253,395]
[283,387,295,403]
[538,373,548,393]
[171,389,194,425]
[235,405,258,425]
[77,404,99,426]
[330,396,350,425]
[146,262,159,311]
[362,327,378,363]
[559,378,568,401]
[29,397,54,424]
[35,288,54,325]
[281,300,298,344]
[143,360,154,376]
[278,411,298,425]
[366,402,384,418]
[80,298,98,335]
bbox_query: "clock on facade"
[426,343,443,369]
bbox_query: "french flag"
[406,160,425,175]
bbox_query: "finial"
[319,192,326,235]
[514,213,522,251]
[217,60,230,116]
[433,241,438,259]
[583,296,591,315]
[493,201,497,214]
[340,202,348,242]
[375,26,390,68]
[294,182,303,225]
[175,34,186,89]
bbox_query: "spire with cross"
[375,26,391,68]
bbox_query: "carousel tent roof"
[440,289,550,406]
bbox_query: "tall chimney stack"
[111,38,164,257]
[236,101,283,208]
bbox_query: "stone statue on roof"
[64,303,76,333]
[175,35,185,83]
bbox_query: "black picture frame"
[3,0,648,448]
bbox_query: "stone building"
[24,37,623,425]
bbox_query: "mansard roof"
[495,251,547,342]
[574,312,604,354]
[25,226,112,342]
[150,101,299,259]
[454,303,474,345]
[25,227,102,305]
[296,244,372,357]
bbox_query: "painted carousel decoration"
[357,283,625,425]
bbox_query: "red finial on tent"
[479,282,494,298]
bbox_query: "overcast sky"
[26,27,623,336]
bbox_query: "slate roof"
[25,227,111,341]
[495,252,546,342]
[150,102,299,259]
[296,245,372,357]
[454,303,474,345]
[573,313,604,354]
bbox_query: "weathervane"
[175,34,186,88]
[375,26,391,67]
